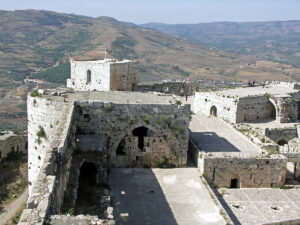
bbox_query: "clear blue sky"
[2,0,300,24]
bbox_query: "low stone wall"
[0,133,27,161]
[49,215,115,225]
[199,154,287,188]
[188,140,287,188]
[139,83,200,96]
[265,219,300,225]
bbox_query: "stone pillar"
[274,96,297,123]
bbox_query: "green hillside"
[31,63,70,84]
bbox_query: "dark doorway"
[230,178,239,188]
[210,106,217,117]
[277,139,288,146]
[116,138,126,155]
[75,162,98,214]
[132,126,149,151]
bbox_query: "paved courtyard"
[189,114,262,155]
[218,188,300,225]
[109,168,226,225]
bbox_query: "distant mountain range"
[142,21,300,69]
[0,10,299,84]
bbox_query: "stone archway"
[210,106,217,117]
[268,98,278,120]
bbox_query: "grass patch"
[153,157,175,168]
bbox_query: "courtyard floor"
[109,168,226,225]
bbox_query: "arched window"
[210,106,217,117]
[86,70,91,84]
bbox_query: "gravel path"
[0,187,28,225]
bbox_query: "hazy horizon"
[1,0,300,24]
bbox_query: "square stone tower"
[67,58,138,91]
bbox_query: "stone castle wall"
[27,94,74,194]
[264,127,298,144]
[20,98,76,224]
[194,90,299,123]
[110,62,138,91]
[75,101,190,167]
[21,90,190,224]
[199,154,287,188]
[68,60,111,91]
[189,140,287,188]
[194,92,238,123]
[0,134,27,161]
[236,96,275,122]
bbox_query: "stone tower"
[67,58,138,91]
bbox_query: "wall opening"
[230,178,239,188]
[277,139,288,146]
[116,138,126,155]
[86,70,91,84]
[75,162,98,214]
[269,100,276,119]
[210,106,217,117]
[132,126,149,151]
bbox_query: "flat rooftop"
[72,58,135,64]
[40,89,185,105]
[206,85,298,98]
[218,188,300,225]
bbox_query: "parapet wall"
[139,82,200,96]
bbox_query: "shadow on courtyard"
[108,168,178,225]
[190,131,240,153]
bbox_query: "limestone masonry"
[194,82,300,123]
[18,58,300,225]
